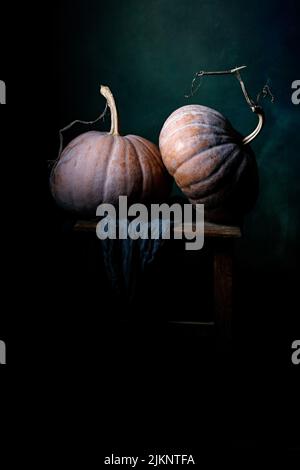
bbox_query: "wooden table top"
[73,219,242,238]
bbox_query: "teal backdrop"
[55,0,299,274]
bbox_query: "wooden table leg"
[213,240,233,340]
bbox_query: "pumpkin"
[50,86,171,215]
[159,104,260,223]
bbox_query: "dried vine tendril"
[257,82,275,103]
[185,66,246,98]
[48,103,109,168]
[184,65,275,145]
[58,103,108,159]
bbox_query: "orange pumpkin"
[50,86,171,214]
[159,104,259,223]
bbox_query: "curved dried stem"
[100,85,119,136]
[47,103,109,169]
[185,65,274,145]
[58,104,108,158]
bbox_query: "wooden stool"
[170,222,241,340]
[73,220,241,340]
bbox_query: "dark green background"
[55,0,299,274]
[1,0,298,449]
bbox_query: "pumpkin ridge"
[103,136,117,202]
[162,108,227,131]
[161,133,233,175]
[78,138,96,210]
[188,158,244,206]
[179,145,241,194]
[164,104,226,120]
[187,147,255,210]
[190,153,249,208]
[160,122,229,145]
[91,134,111,204]
[173,140,235,177]
[129,136,169,199]
[130,135,165,171]
[232,148,252,185]
[127,137,146,199]
[188,184,232,207]
[124,136,144,201]
[58,131,104,169]
[123,139,129,197]
[136,137,170,197]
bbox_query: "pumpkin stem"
[186,66,270,145]
[100,85,119,136]
[234,70,265,145]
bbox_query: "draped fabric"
[100,219,170,301]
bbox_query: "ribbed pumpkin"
[50,86,171,215]
[159,104,259,223]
